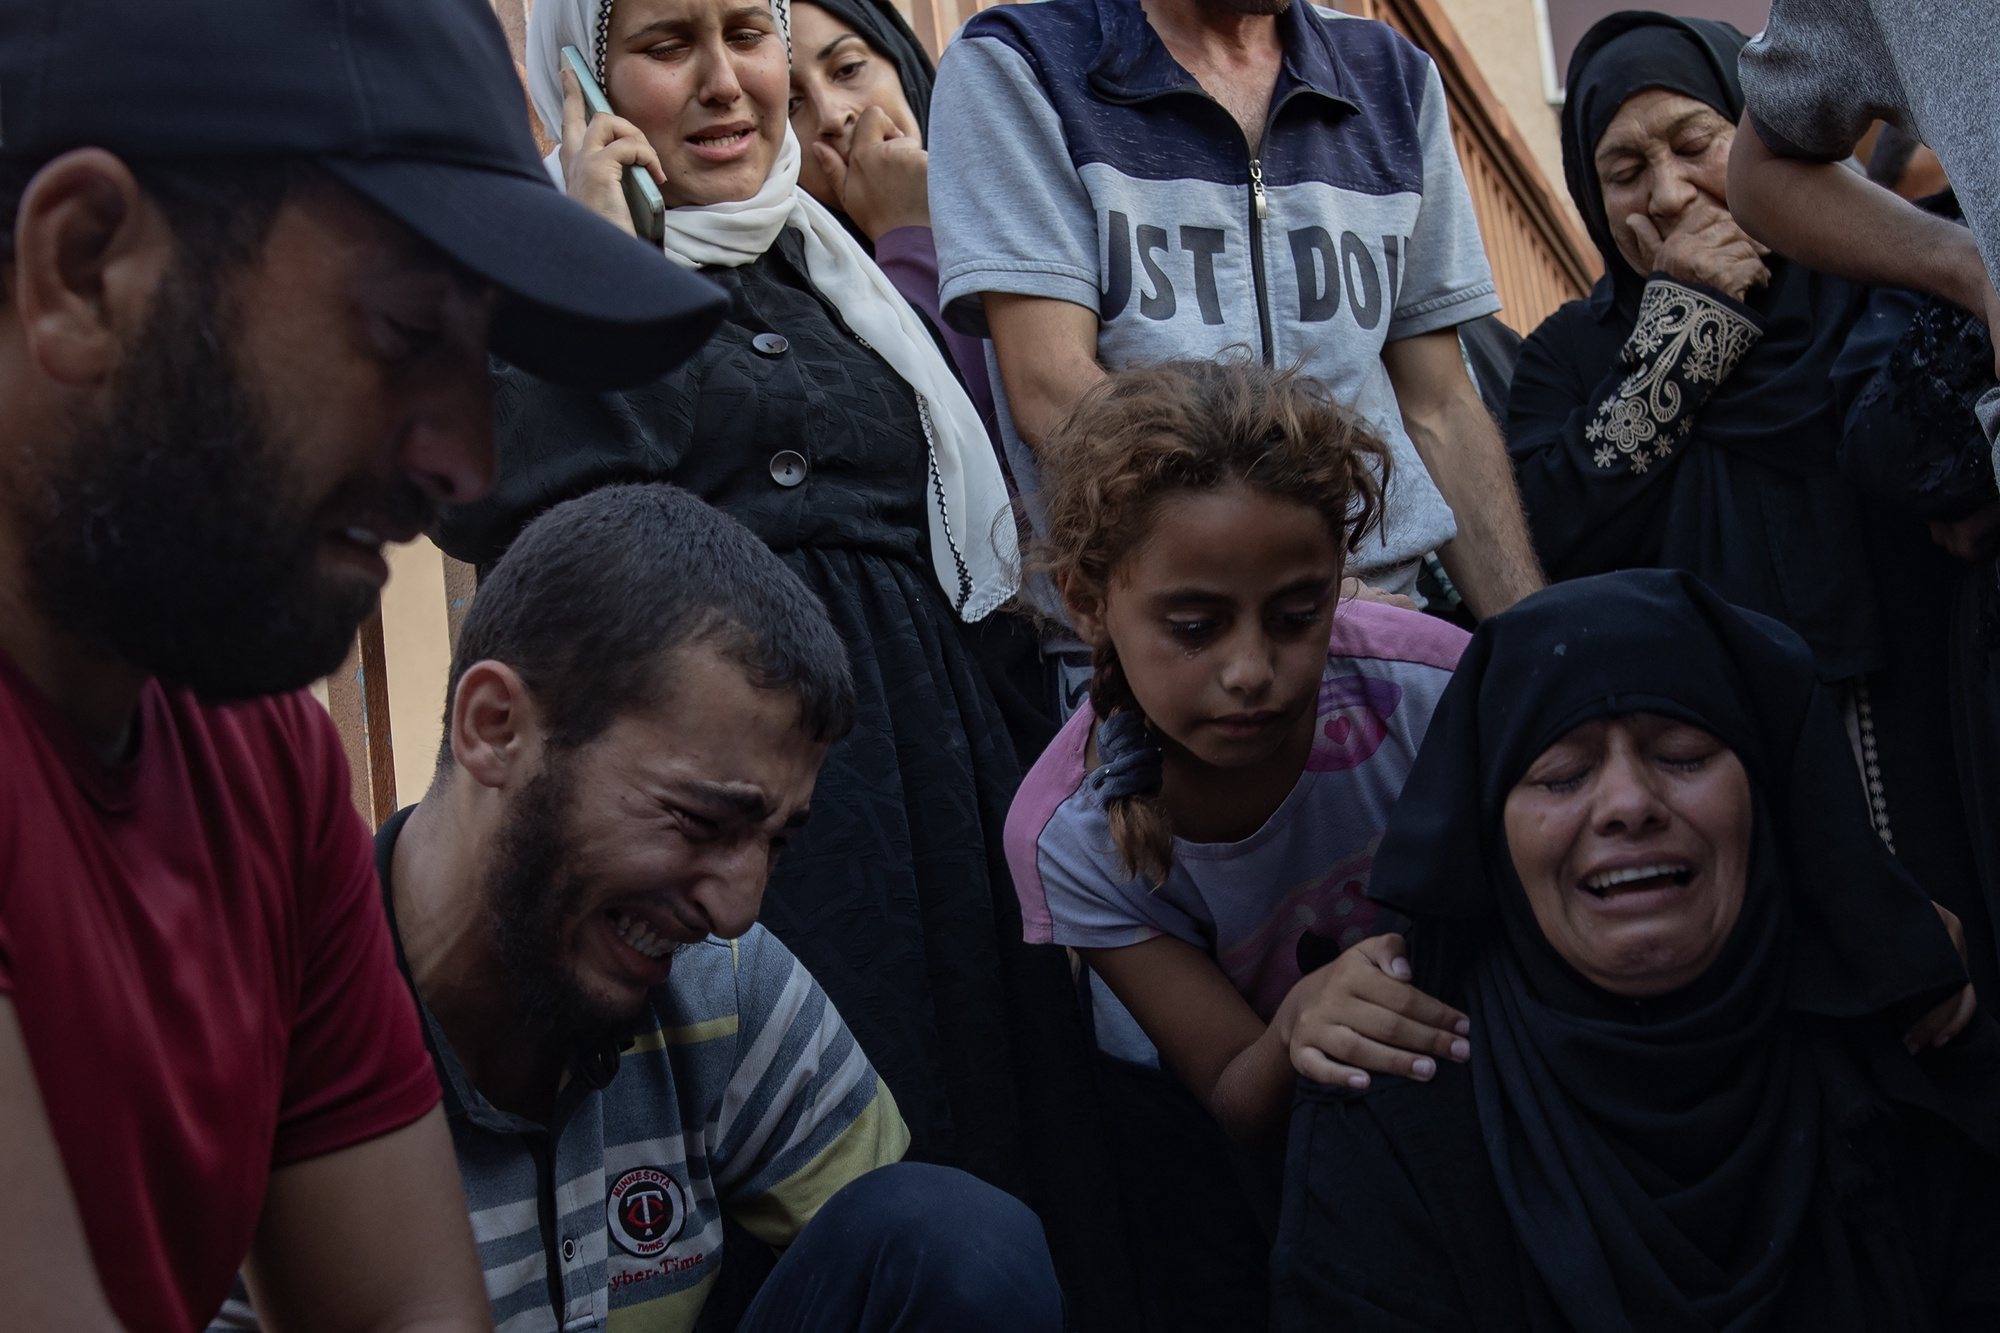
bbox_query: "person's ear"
[449,661,544,790]
[11,150,176,386]
[1060,573,1110,650]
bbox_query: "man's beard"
[18,255,427,700]
[486,755,650,1044]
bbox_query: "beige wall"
[1430,0,1567,216]
[377,538,458,807]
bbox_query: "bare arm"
[1084,937,1294,1142]
[0,998,126,1332]
[1084,934,1470,1143]
[982,292,1104,452]
[1383,328,1545,618]
[243,1106,491,1333]
[1727,111,1999,337]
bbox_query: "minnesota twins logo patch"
[607,1167,686,1258]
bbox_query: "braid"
[1091,645,1174,885]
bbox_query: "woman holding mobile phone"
[433,0,1117,1318]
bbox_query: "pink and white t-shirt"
[1005,600,1467,1021]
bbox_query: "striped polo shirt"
[213,808,908,1333]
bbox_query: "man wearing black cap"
[0,0,723,1328]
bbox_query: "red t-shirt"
[0,655,441,1332]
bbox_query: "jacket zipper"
[1247,156,1272,365]
[1112,83,1304,369]
[1246,87,1303,367]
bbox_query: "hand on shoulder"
[1277,934,1472,1090]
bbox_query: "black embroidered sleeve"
[1881,297,1996,512]
[1584,277,1763,475]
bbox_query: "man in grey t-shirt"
[1731,1,2000,450]
[928,0,1544,630]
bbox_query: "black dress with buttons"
[436,229,1115,1308]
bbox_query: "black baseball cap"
[0,0,725,389]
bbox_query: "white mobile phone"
[560,44,667,244]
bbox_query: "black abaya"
[1832,236,2000,1003]
[1273,569,2000,1332]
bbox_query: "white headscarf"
[526,0,1017,622]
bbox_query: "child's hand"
[1278,934,1470,1089]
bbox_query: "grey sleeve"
[1388,59,1502,341]
[1739,0,1904,162]
[929,33,1102,337]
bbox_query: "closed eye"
[372,315,446,366]
[1523,752,1591,793]
[674,808,723,840]
[1268,607,1327,635]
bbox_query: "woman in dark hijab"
[785,0,993,424]
[1508,11,1993,980]
[790,0,933,147]
[1271,568,2000,1331]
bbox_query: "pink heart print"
[1306,675,1403,772]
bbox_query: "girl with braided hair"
[1005,359,1481,1166]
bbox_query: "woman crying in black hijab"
[1271,568,2000,1332]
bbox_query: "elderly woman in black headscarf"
[1506,12,1997,972]
[1508,13,1880,678]
[1271,568,2000,1332]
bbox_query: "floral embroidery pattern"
[1585,279,1761,474]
